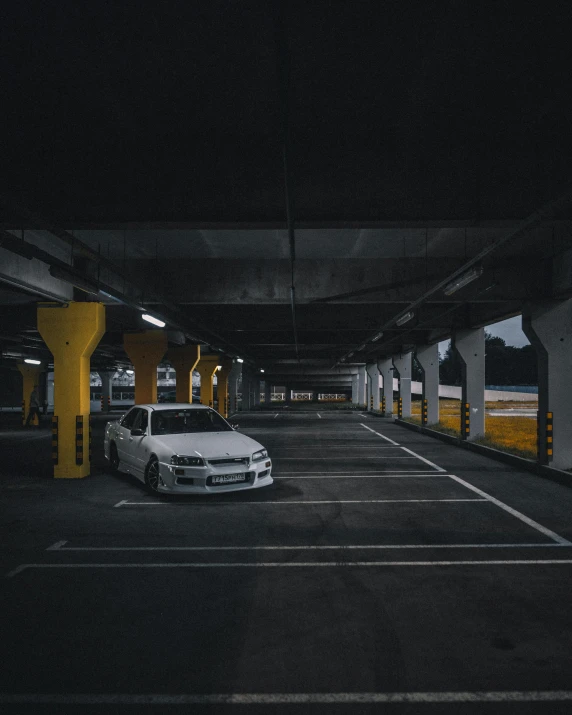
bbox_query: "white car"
[104,403,273,495]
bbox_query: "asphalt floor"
[1,409,572,714]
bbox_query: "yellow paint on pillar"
[195,356,220,408]
[215,358,233,417]
[124,331,168,404]
[37,301,105,478]
[166,345,201,403]
[17,363,42,426]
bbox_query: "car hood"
[151,431,266,459]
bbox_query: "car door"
[129,408,150,476]
[115,408,140,467]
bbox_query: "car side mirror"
[131,428,146,436]
[231,423,239,431]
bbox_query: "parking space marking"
[8,560,572,579]
[446,474,572,545]
[113,498,488,507]
[45,542,571,552]
[398,446,447,472]
[360,423,400,445]
[317,413,322,418]
[273,456,421,460]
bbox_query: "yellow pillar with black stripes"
[37,301,105,478]
[195,355,220,408]
[167,344,201,403]
[124,330,168,404]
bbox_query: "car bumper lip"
[157,461,272,494]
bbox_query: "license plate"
[212,473,247,484]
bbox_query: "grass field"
[402,399,538,460]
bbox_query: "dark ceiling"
[1,1,572,378]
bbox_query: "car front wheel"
[144,456,162,494]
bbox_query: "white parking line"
[114,498,488,507]
[273,474,450,479]
[273,456,419,460]
[8,560,572,579]
[47,542,570,552]
[317,413,322,418]
[360,423,400,445]
[274,414,279,419]
[398,446,447,472]
[446,474,572,545]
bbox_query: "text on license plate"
[212,473,247,484]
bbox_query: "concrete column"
[357,366,367,406]
[228,361,242,415]
[195,355,220,408]
[416,344,440,425]
[124,330,168,405]
[17,362,42,426]
[97,371,115,413]
[264,381,272,404]
[366,363,381,411]
[392,352,412,418]
[214,358,233,417]
[351,374,359,404]
[38,301,105,478]
[378,357,394,417]
[284,382,292,404]
[523,300,572,469]
[167,345,200,403]
[254,378,261,407]
[453,328,485,440]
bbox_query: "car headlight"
[251,449,268,462]
[170,455,205,466]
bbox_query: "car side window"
[121,408,139,430]
[133,409,148,433]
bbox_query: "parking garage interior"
[2,2,572,712]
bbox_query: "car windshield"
[151,409,233,435]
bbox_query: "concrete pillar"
[453,328,485,440]
[167,344,200,403]
[17,362,42,426]
[195,355,220,408]
[37,301,105,478]
[215,358,233,417]
[523,300,572,469]
[228,361,242,415]
[284,382,292,404]
[264,381,272,404]
[366,363,381,411]
[416,344,440,425]
[392,352,412,418]
[351,374,359,404]
[378,357,394,417]
[124,330,168,405]
[98,371,115,413]
[357,366,367,406]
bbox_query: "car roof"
[136,403,211,411]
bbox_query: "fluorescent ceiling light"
[236,358,244,363]
[142,314,166,328]
[24,358,41,365]
[395,311,414,327]
[217,365,222,371]
[260,368,264,373]
[347,351,354,358]
[371,331,384,342]
[443,266,484,296]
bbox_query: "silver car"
[104,403,273,495]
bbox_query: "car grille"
[176,477,195,485]
[208,457,249,467]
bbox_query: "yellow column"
[195,356,220,408]
[215,358,233,417]
[17,363,42,426]
[37,301,105,478]
[166,344,201,402]
[124,331,168,404]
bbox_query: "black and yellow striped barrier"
[461,402,470,439]
[398,397,403,418]
[51,416,58,465]
[381,396,386,413]
[370,395,373,409]
[546,412,553,460]
[422,399,428,426]
[75,415,84,466]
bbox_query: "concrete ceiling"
[1,2,572,379]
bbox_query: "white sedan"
[104,403,273,495]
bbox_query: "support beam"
[124,331,168,405]
[378,357,394,417]
[228,361,242,415]
[37,301,105,478]
[366,363,381,411]
[97,371,115,413]
[167,344,200,403]
[264,381,272,404]
[523,300,572,469]
[17,362,42,426]
[195,355,220,408]
[453,328,485,440]
[416,344,440,425]
[393,352,412,418]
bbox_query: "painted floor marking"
[49,542,568,552]
[2,692,572,704]
[114,498,488,507]
[360,423,400,445]
[274,413,279,419]
[9,560,572,578]
[446,474,572,545]
[317,413,322,418]
[274,456,420,460]
[272,474,450,479]
[398,446,447,472]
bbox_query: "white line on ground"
[274,413,279,419]
[273,456,419,460]
[52,543,569,552]
[273,469,445,474]
[115,498,488,507]
[360,423,400,445]
[273,474,450,479]
[113,500,128,508]
[317,413,321,418]
[2,692,572,704]
[446,474,572,545]
[8,560,572,578]
[46,540,68,551]
[398,446,447,472]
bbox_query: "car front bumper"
[155,459,273,494]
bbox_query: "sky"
[438,315,530,357]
